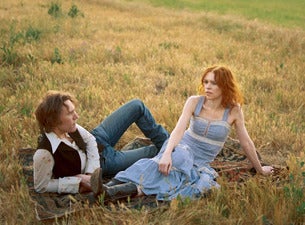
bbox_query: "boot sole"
[90,168,103,195]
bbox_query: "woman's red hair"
[198,66,244,108]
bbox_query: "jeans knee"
[128,99,145,112]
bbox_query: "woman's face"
[203,72,222,100]
[53,100,79,135]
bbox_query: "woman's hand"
[261,166,274,176]
[158,152,172,176]
[76,174,92,193]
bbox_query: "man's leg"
[91,98,168,150]
[101,145,159,177]
[91,99,169,175]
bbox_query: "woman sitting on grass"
[90,65,274,201]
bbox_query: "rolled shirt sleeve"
[58,177,81,193]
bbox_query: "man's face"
[54,100,79,134]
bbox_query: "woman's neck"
[203,98,223,111]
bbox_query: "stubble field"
[0,0,305,224]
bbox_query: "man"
[33,90,169,194]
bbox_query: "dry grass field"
[0,0,305,224]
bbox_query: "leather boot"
[103,182,138,202]
[105,178,124,187]
[90,168,103,196]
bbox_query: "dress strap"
[222,108,230,121]
[194,96,204,117]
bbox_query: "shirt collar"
[45,132,70,154]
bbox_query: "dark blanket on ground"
[18,137,288,221]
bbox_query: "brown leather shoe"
[90,168,103,196]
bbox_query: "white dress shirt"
[33,124,100,194]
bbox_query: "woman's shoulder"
[228,104,244,125]
[186,95,204,103]
[188,95,203,99]
[230,104,242,114]
[183,95,204,114]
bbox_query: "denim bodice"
[181,96,231,168]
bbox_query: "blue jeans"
[91,99,169,177]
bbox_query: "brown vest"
[37,129,86,178]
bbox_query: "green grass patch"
[130,0,305,29]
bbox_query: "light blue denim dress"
[115,96,231,200]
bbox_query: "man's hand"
[76,174,92,193]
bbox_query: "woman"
[33,91,169,194]
[91,66,274,201]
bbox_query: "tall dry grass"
[0,0,305,224]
